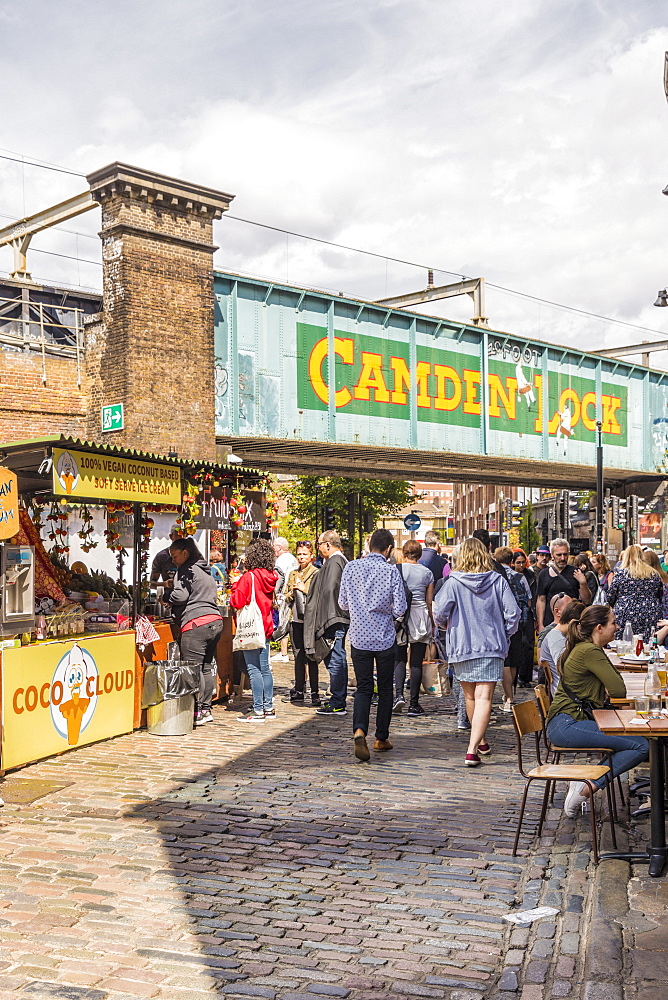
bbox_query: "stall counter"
[1,630,137,772]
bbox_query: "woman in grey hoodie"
[434,537,520,766]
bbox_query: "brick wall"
[0,348,86,441]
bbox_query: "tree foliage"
[278,477,421,556]
[519,500,542,554]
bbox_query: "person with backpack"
[494,546,533,706]
[393,540,434,717]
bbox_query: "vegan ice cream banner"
[214,272,668,473]
[1,632,136,769]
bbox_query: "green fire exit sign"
[101,403,124,432]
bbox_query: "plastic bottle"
[35,615,47,641]
[621,621,634,657]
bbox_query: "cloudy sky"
[3,0,668,361]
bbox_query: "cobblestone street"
[0,667,617,1000]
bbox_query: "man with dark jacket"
[304,530,350,716]
[418,530,446,582]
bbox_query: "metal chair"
[511,700,616,863]
[533,684,625,816]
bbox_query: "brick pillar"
[85,162,234,461]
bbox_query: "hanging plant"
[104,503,126,553]
[77,504,98,553]
[46,502,70,559]
[28,498,45,532]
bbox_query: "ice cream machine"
[0,544,35,637]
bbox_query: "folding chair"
[511,700,616,863]
[534,684,625,816]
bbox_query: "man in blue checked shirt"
[339,528,407,762]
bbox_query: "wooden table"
[593,708,668,877]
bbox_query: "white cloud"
[1,0,668,363]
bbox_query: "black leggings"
[179,619,224,714]
[394,641,427,705]
[290,622,319,695]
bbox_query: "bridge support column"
[84,162,234,460]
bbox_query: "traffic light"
[511,501,522,528]
[630,495,640,542]
[363,511,375,531]
[610,496,619,530]
[617,497,627,530]
[505,497,512,531]
[559,490,570,534]
[324,507,335,530]
[568,493,580,525]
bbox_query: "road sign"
[404,512,421,532]
[101,403,124,433]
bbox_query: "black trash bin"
[142,660,200,735]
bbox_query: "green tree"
[278,477,421,557]
[519,500,541,554]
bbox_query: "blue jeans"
[323,624,349,709]
[243,641,273,715]
[547,712,649,790]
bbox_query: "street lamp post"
[596,420,604,552]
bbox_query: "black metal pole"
[314,486,319,549]
[131,501,142,625]
[596,420,604,552]
[357,492,363,557]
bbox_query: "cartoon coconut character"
[515,362,535,409]
[59,644,91,745]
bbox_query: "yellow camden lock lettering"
[305,335,623,435]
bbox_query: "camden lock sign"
[195,490,266,532]
[297,324,627,445]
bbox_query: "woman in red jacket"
[230,538,279,722]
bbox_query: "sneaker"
[464,753,481,767]
[392,696,406,714]
[264,709,276,720]
[195,711,214,726]
[239,711,266,723]
[407,703,425,716]
[502,698,513,713]
[316,703,347,716]
[564,781,588,818]
[311,695,322,707]
[457,722,472,731]
[371,693,379,706]
[354,735,370,761]
[477,741,491,755]
[0,797,3,807]
[281,692,304,703]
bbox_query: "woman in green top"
[546,604,649,818]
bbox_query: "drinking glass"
[635,695,650,717]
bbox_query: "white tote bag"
[232,572,266,651]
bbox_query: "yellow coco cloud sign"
[52,448,181,504]
[1,633,136,770]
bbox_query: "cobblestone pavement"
[0,665,611,1000]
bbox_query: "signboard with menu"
[195,489,266,533]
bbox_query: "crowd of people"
[164,525,668,817]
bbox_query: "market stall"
[0,436,268,772]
